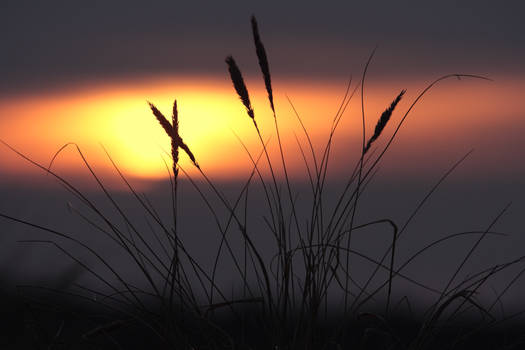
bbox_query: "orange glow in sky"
[0,75,523,188]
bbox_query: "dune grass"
[1,15,525,350]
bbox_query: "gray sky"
[1,1,524,94]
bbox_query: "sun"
[88,78,258,180]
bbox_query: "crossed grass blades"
[147,100,199,175]
[0,14,523,350]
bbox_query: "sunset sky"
[1,1,524,186]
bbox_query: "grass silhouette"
[1,16,525,350]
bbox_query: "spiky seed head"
[225,55,255,120]
[148,100,199,170]
[172,99,179,133]
[364,89,406,154]
[251,15,274,113]
[148,101,175,138]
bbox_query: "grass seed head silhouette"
[148,100,199,171]
[225,56,256,125]
[171,100,180,175]
[251,15,274,113]
[364,89,406,154]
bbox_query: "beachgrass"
[0,15,524,350]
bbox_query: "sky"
[1,0,524,183]
[1,0,524,91]
[1,1,525,309]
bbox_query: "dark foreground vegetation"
[1,290,524,349]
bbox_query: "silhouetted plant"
[0,15,523,350]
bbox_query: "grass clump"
[1,16,524,350]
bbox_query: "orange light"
[0,75,523,188]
